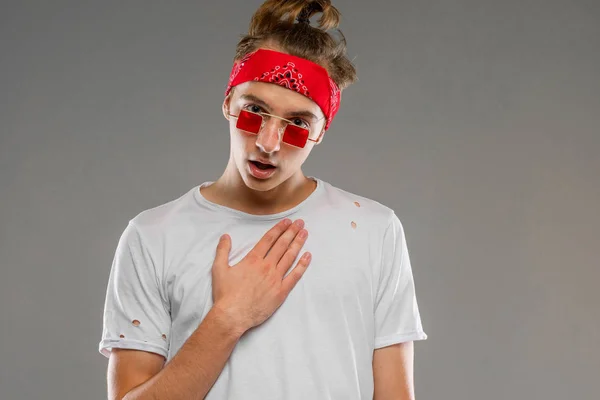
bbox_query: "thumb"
[213,234,231,271]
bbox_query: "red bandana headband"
[225,48,341,131]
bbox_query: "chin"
[240,169,279,191]
[244,179,281,192]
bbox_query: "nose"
[255,118,284,154]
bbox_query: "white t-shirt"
[99,176,427,399]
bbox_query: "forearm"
[123,306,245,400]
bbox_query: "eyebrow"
[240,94,320,121]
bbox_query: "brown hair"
[233,0,357,91]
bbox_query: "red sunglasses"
[228,109,321,149]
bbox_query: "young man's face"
[223,80,327,192]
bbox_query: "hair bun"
[249,0,340,35]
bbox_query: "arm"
[110,305,244,400]
[372,213,427,398]
[372,341,415,400]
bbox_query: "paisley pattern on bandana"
[254,62,311,98]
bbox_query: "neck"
[202,158,316,215]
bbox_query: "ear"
[222,94,231,121]
[315,127,326,145]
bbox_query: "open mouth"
[249,160,276,170]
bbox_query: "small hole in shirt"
[132,319,141,327]
[354,201,361,207]
[119,334,125,338]
[351,221,357,229]
[162,334,167,340]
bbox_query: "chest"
[163,214,380,330]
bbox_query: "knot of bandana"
[225,48,341,131]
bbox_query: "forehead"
[232,81,324,119]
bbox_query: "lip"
[248,160,277,180]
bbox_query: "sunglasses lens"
[236,110,262,133]
[283,124,309,148]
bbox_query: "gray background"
[1,0,598,399]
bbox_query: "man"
[99,3,427,399]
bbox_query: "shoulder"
[317,178,397,229]
[126,185,201,241]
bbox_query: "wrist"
[209,303,249,338]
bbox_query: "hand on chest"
[167,212,375,322]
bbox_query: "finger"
[280,252,311,296]
[275,228,308,276]
[213,234,231,271]
[265,219,305,264]
[252,218,293,258]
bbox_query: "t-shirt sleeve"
[98,221,171,359]
[374,212,427,349]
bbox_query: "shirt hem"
[374,331,428,349]
[99,338,169,359]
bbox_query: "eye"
[244,104,263,114]
[290,118,309,129]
